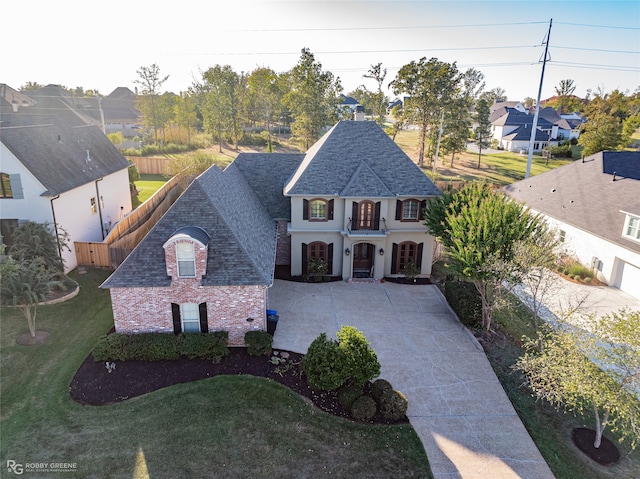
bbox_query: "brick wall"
[275,220,291,266]
[164,239,208,279]
[110,282,268,346]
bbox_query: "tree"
[282,48,343,150]
[174,91,198,144]
[479,87,507,105]
[363,63,388,125]
[423,182,546,330]
[19,81,43,91]
[390,57,461,167]
[515,309,640,450]
[199,65,240,152]
[386,104,406,142]
[246,67,283,150]
[474,98,491,168]
[134,64,169,144]
[8,221,69,275]
[0,257,61,337]
[578,111,622,157]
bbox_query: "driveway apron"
[269,280,555,479]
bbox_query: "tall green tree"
[390,57,461,167]
[134,64,169,144]
[515,309,640,450]
[9,221,69,275]
[174,91,198,143]
[363,63,388,125]
[199,65,241,152]
[283,48,343,150]
[474,98,491,168]
[246,67,283,150]
[479,87,507,105]
[423,182,546,330]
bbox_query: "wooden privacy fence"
[75,175,184,269]
[129,156,172,175]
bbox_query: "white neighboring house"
[503,151,640,300]
[0,113,132,271]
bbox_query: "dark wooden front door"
[352,243,374,277]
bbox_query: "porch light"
[379,248,384,255]
[344,248,350,256]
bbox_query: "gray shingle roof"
[229,153,304,219]
[503,151,640,254]
[284,120,440,197]
[101,164,277,289]
[502,125,551,142]
[0,113,130,196]
[492,108,554,129]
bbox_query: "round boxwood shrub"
[337,385,364,409]
[379,390,408,420]
[244,330,273,356]
[304,333,349,391]
[350,395,377,422]
[371,378,393,402]
[336,326,381,387]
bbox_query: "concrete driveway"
[268,280,554,479]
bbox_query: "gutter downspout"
[49,195,63,260]
[95,178,105,240]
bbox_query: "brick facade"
[110,283,267,346]
[109,236,268,346]
[275,220,291,266]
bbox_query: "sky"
[3,0,639,102]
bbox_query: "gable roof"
[503,151,640,254]
[537,107,572,130]
[0,113,130,196]
[284,120,440,197]
[502,124,551,142]
[102,164,277,289]
[491,108,554,129]
[229,153,304,220]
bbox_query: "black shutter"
[416,243,424,273]
[171,303,181,335]
[391,243,398,274]
[328,199,334,220]
[374,201,381,230]
[395,200,402,220]
[302,243,308,275]
[303,199,309,220]
[327,243,333,275]
[351,202,358,226]
[199,302,209,333]
[419,200,427,220]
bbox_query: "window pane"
[176,243,195,277]
[178,260,195,277]
[0,174,13,198]
[181,303,200,333]
[402,200,419,220]
[310,200,326,220]
[176,243,194,259]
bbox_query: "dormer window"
[624,215,640,242]
[176,242,196,277]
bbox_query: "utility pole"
[526,18,553,179]
[432,109,445,177]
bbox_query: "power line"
[555,21,640,30]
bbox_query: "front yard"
[0,269,431,478]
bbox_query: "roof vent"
[612,171,617,182]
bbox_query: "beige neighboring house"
[503,151,640,300]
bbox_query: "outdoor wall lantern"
[344,248,350,256]
[379,248,384,255]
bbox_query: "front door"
[352,243,374,278]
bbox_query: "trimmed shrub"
[244,330,273,356]
[337,386,364,409]
[336,325,381,387]
[379,390,409,420]
[303,333,348,391]
[444,280,482,327]
[92,332,229,362]
[371,378,393,402]
[350,395,377,422]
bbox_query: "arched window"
[309,199,327,221]
[0,173,13,198]
[391,241,423,274]
[302,241,333,275]
[308,241,328,262]
[176,242,196,277]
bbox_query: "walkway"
[269,280,554,479]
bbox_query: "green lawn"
[131,174,169,209]
[0,270,431,479]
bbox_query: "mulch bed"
[69,348,407,425]
[572,427,621,466]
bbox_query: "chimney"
[353,105,365,121]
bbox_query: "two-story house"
[101,120,440,343]
[0,113,133,271]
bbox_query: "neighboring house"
[0,113,133,271]
[490,106,558,152]
[537,106,580,141]
[503,151,640,300]
[3,84,141,137]
[101,120,441,342]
